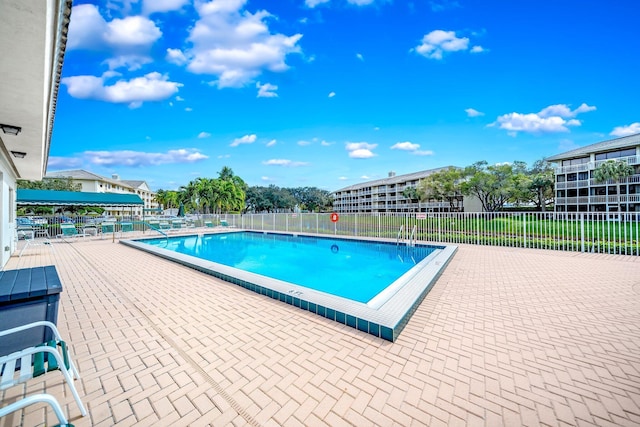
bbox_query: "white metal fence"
[220,212,640,256]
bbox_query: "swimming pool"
[123,231,457,341]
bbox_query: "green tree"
[154,189,179,211]
[461,161,521,212]
[288,187,332,212]
[528,159,555,211]
[593,160,635,213]
[18,177,81,191]
[416,167,464,211]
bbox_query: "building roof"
[0,0,72,180]
[17,189,144,206]
[46,169,153,192]
[545,133,640,162]
[333,166,457,193]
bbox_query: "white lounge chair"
[0,321,87,418]
[0,393,71,426]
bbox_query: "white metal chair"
[0,321,87,417]
[0,393,72,426]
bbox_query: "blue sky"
[49,0,640,191]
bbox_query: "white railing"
[555,156,639,174]
[222,212,640,256]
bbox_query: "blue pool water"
[138,232,437,303]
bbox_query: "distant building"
[45,170,158,217]
[546,133,640,212]
[332,168,482,213]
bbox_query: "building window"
[556,175,565,182]
[578,172,588,180]
[567,173,577,181]
[562,157,589,166]
[595,148,636,160]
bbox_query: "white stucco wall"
[0,154,18,267]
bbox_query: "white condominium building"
[332,167,482,213]
[546,133,640,213]
[45,170,158,217]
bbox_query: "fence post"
[580,213,585,253]
[355,214,358,237]
[523,213,527,249]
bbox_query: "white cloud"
[298,140,312,146]
[338,176,348,181]
[610,122,640,137]
[266,139,277,147]
[572,103,598,115]
[321,140,333,146]
[348,0,375,5]
[143,0,189,15]
[346,142,377,159]
[104,16,161,47]
[263,159,309,167]
[391,141,434,156]
[68,4,162,71]
[430,0,461,12]
[305,0,330,7]
[185,107,193,111]
[328,91,336,98]
[175,95,184,101]
[47,156,83,169]
[391,142,420,151]
[538,103,596,118]
[198,132,211,138]
[82,149,208,167]
[257,82,278,97]
[184,2,303,88]
[61,72,182,107]
[356,53,364,61]
[166,48,189,65]
[470,46,485,53]
[230,134,257,147]
[495,113,577,135]
[493,103,596,135]
[465,108,484,117]
[414,150,435,156]
[66,4,109,50]
[415,30,469,60]
[103,54,153,71]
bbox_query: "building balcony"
[554,155,639,174]
[556,195,640,205]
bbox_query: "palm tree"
[593,160,635,214]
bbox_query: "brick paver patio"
[1,231,639,426]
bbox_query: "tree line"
[20,158,633,215]
[416,159,556,212]
[154,167,333,214]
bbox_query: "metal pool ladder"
[409,225,417,247]
[396,225,404,245]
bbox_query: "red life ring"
[330,213,339,223]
